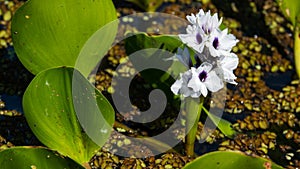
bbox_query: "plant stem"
[83,162,91,169]
[294,23,300,78]
[185,96,204,157]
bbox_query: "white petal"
[198,9,205,16]
[223,69,237,79]
[200,83,208,97]
[218,53,239,83]
[171,78,183,95]
[226,79,238,85]
[221,55,239,71]
[218,17,223,27]
[220,34,238,51]
[187,69,202,92]
[179,34,195,44]
[181,70,192,81]
[198,62,213,73]
[179,34,206,54]
[171,70,197,97]
[187,13,197,25]
[205,71,224,92]
[181,85,193,97]
[222,28,228,34]
[208,45,219,57]
[210,13,220,30]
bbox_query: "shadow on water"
[0,93,41,146]
[212,0,291,60]
[264,70,295,91]
[0,93,23,113]
[0,46,38,145]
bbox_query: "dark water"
[1,93,23,113]
[264,70,295,91]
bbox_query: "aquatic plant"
[0,0,117,168]
[0,147,85,169]
[170,9,238,156]
[0,0,286,168]
[277,0,300,77]
[12,0,117,76]
[123,10,283,167]
[182,151,283,169]
[125,10,237,157]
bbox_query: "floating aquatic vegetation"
[126,0,164,12]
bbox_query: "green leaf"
[75,19,118,77]
[183,151,284,169]
[125,33,184,101]
[0,147,84,169]
[125,33,184,82]
[202,107,236,138]
[294,23,300,77]
[125,33,182,55]
[23,67,115,164]
[277,0,300,77]
[12,0,117,75]
[277,0,300,25]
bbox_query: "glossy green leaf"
[202,107,236,138]
[125,33,182,56]
[0,147,84,169]
[294,24,300,77]
[12,0,117,75]
[125,33,184,101]
[125,33,184,81]
[183,151,284,169]
[277,0,300,77]
[23,67,115,164]
[277,0,300,25]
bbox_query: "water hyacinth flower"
[179,9,222,54]
[170,9,239,98]
[218,53,239,85]
[188,62,224,97]
[207,28,238,57]
[179,9,238,58]
[171,70,197,98]
[171,62,223,98]
[171,9,240,157]
[178,24,206,54]
[187,9,222,35]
